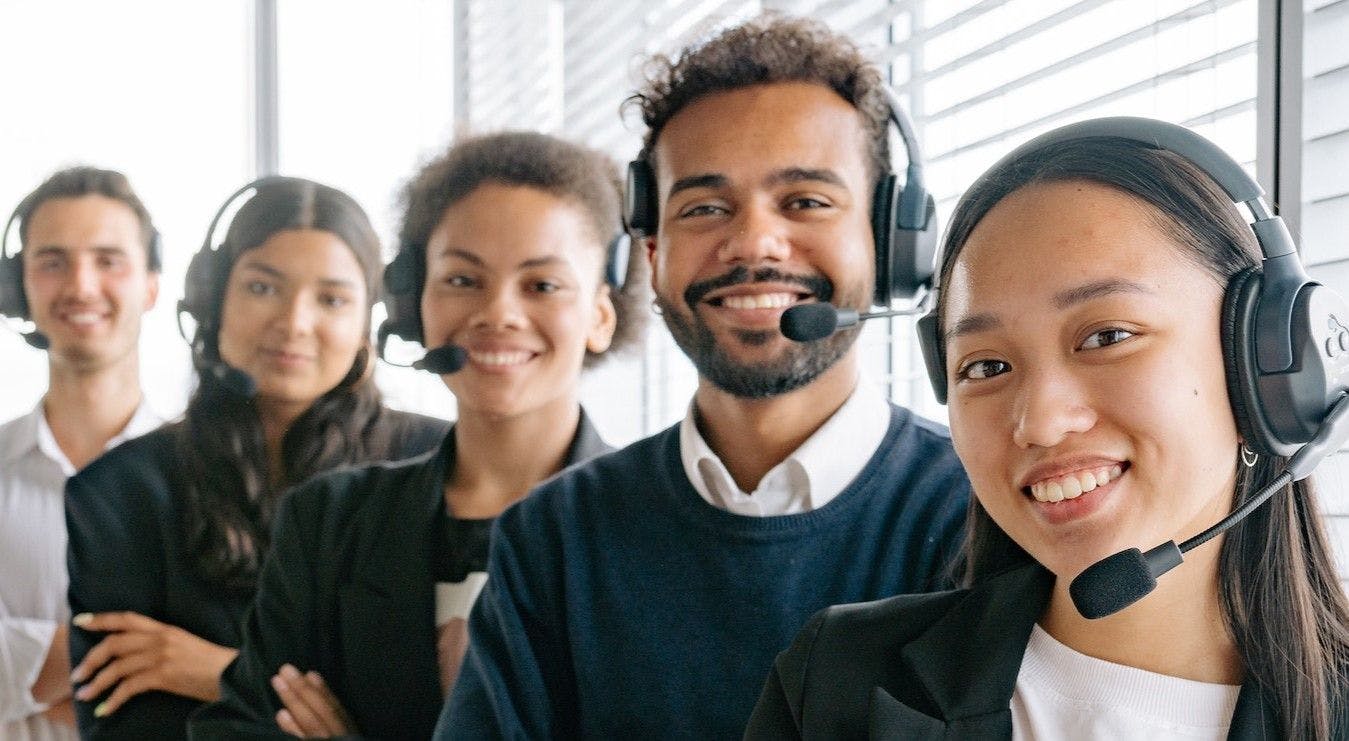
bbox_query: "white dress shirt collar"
[2,397,165,476]
[679,375,891,517]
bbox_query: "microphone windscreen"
[414,344,468,375]
[212,363,257,398]
[1069,548,1155,620]
[780,304,839,342]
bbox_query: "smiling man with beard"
[439,15,971,740]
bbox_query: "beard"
[657,265,866,399]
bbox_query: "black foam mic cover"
[209,362,257,398]
[413,344,468,375]
[780,304,843,342]
[1069,541,1183,619]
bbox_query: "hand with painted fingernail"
[270,664,357,738]
[69,611,239,718]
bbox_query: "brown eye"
[957,358,1010,381]
[1080,328,1133,350]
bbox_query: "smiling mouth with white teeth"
[712,292,803,310]
[1027,464,1125,503]
[469,350,534,367]
[62,311,105,325]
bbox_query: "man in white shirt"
[443,15,971,739]
[0,167,163,740]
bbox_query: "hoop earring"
[1240,444,1259,468]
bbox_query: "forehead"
[652,81,871,189]
[240,228,366,284]
[429,184,600,262]
[24,195,142,248]
[945,180,1217,317]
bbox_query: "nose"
[276,291,317,336]
[1011,368,1098,449]
[471,284,526,330]
[64,256,100,300]
[718,201,790,264]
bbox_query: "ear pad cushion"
[1221,266,1269,454]
[871,174,898,307]
[0,253,26,319]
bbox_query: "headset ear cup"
[871,174,898,307]
[1221,266,1270,454]
[624,160,657,237]
[605,233,630,291]
[916,304,946,404]
[381,246,424,345]
[0,252,27,320]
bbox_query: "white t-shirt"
[1012,624,1241,740]
[0,400,164,741]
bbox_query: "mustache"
[683,266,833,307]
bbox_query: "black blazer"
[65,409,448,740]
[189,411,609,740]
[745,563,1307,740]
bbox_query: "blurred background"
[1,0,1345,558]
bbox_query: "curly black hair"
[625,13,890,185]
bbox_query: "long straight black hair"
[175,178,393,593]
[941,138,1349,739]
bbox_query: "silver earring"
[1240,444,1259,468]
[650,298,663,316]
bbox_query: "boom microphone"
[1070,394,1349,619]
[780,302,929,342]
[412,344,468,375]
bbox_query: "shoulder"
[377,408,451,457]
[809,588,966,655]
[68,425,180,501]
[280,445,441,527]
[497,426,675,534]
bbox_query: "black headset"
[378,219,631,352]
[915,117,1349,458]
[1,192,163,349]
[622,84,938,307]
[177,176,320,346]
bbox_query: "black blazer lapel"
[1226,682,1279,740]
[896,564,1051,725]
[337,436,450,736]
[565,408,611,466]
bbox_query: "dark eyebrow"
[238,260,357,289]
[945,313,1000,342]
[438,248,484,266]
[519,255,566,269]
[668,174,726,199]
[945,278,1154,341]
[1052,278,1152,309]
[765,167,846,189]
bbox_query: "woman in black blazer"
[189,132,647,740]
[64,177,448,740]
[748,123,1349,739]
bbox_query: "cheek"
[420,295,468,346]
[318,314,367,360]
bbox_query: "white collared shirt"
[0,399,164,741]
[679,376,891,516]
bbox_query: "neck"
[255,397,309,486]
[445,394,581,520]
[692,351,860,493]
[1040,536,1243,685]
[44,353,143,471]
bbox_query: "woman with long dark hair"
[746,123,1349,739]
[64,177,448,739]
[188,132,646,740]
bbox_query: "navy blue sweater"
[440,404,970,739]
